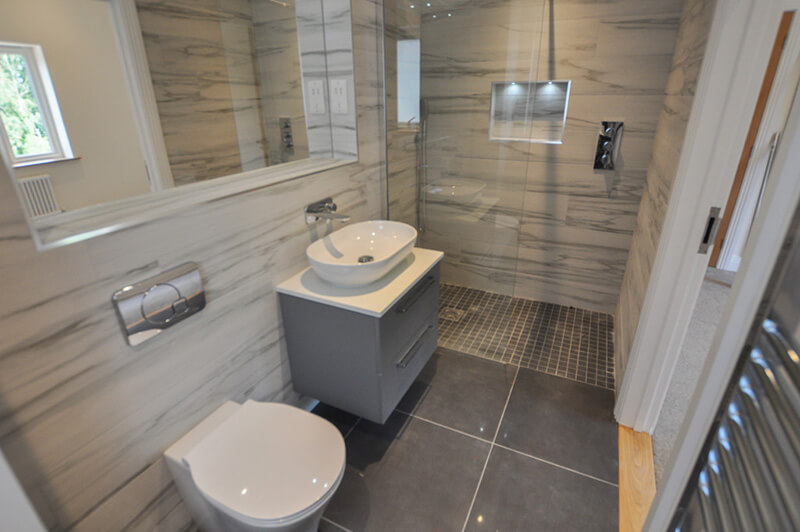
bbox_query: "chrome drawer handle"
[396,325,434,368]
[396,275,436,314]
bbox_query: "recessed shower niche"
[489,81,571,144]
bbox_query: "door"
[645,9,800,524]
[711,12,798,271]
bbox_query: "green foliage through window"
[0,53,53,157]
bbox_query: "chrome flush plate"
[112,263,205,346]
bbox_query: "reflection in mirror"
[2,0,152,213]
[489,81,571,144]
[1,0,357,242]
[136,0,313,185]
[396,39,420,128]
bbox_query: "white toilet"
[164,400,346,532]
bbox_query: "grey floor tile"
[396,348,516,439]
[324,411,490,532]
[465,446,617,532]
[312,402,360,436]
[497,369,618,483]
[319,517,351,531]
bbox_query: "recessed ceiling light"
[432,14,437,18]
[447,12,452,16]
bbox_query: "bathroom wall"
[2,0,150,212]
[386,129,418,227]
[136,0,271,185]
[384,1,420,227]
[417,0,683,312]
[615,0,716,380]
[0,0,383,529]
[252,0,311,166]
[218,2,271,173]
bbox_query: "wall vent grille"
[17,174,61,218]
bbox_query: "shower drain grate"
[440,306,467,322]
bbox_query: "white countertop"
[276,247,444,317]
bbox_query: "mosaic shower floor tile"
[438,284,615,390]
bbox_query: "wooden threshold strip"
[619,425,656,532]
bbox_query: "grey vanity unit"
[277,248,443,423]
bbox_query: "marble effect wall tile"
[533,0,685,22]
[296,0,359,160]
[384,2,421,227]
[387,129,418,226]
[296,0,334,159]
[614,0,716,377]
[401,0,682,312]
[565,197,641,235]
[138,0,358,181]
[515,222,633,310]
[0,0,384,529]
[252,0,310,165]
[438,253,518,297]
[136,0,257,184]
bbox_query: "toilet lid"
[184,400,346,523]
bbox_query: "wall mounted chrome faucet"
[593,121,624,170]
[112,263,205,346]
[305,197,351,224]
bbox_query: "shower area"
[383,0,684,390]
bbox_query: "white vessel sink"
[306,221,417,287]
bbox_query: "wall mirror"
[489,80,571,144]
[0,0,357,249]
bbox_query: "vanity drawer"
[380,311,438,414]
[279,260,441,424]
[379,265,440,360]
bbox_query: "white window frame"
[0,42,73,167]
[396,39,420,128]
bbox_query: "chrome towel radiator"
[671,318,800,531]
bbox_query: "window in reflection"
[396,39,420,127]
[0,43,72,166]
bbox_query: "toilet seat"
[183,400,346,526]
